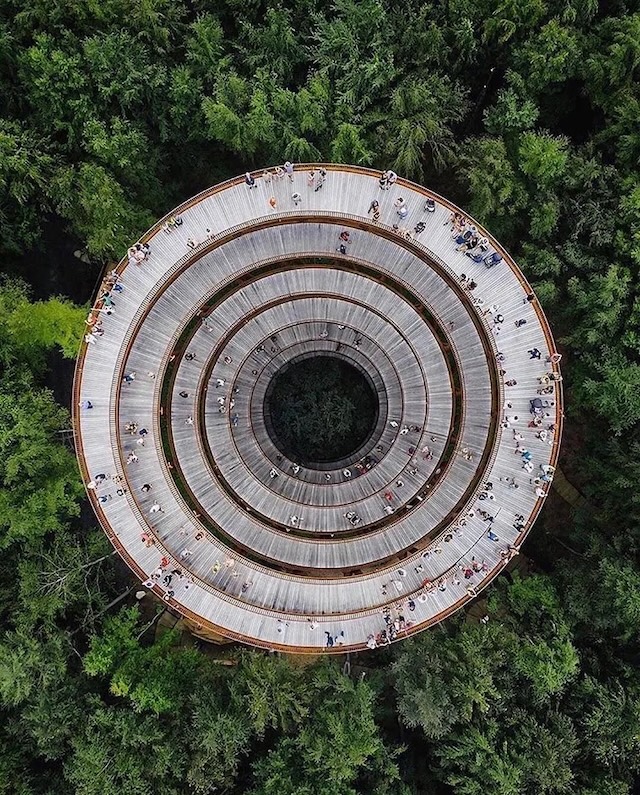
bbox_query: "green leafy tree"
[0,626,69,708]
[312,0,396,112]
[577,675,640,779]
[84,607,204,714]
[585,14,640,110]
[81,31,167,116]
[580,350,640,434]
[21,679,85,761]
[7,295,86,359]
[518,131,569,189]
[81,118,154,183]
[231,650,309,736]
[484,71,539,136]
[393,623,505,738]
[0,390,82,549]
[330,123,373,165]
[17,529,116,630]
[513,20,580,93]
[483,0,548,45]
[250,662,389,795]
[380,76,467,176]
[460,137,527,236]
[162,64,206,141]
[18,33,92,143]
[65,700,187,795]
[240,7,304,84]
[0,120,56,252]
[49,163,154,258]
[185,13,224,87]
[564,265,631,349]
[187,687,252,792]
[435,719,524,795]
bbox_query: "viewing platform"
[73,165,562,652]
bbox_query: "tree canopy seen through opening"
[266,356,378,464]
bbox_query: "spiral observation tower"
[73,165,562,652]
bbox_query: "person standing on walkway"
[368,200,381,221]
[395,197,408,219]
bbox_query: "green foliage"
[512,633,578,702]
[381,76,467,177]
[0,278,85,364]
[21,678,84,761]
[240,7,304,83]
[249,661,389,795]
[49,163,154,258]
[2,1,640,793]
[0,626,69,708]
[395,577,581,793]
[518,132,569,189]
[460,137,527,234]
[514,20,580,93]
[8,295,86,359]
[484,72,539,136]
[581,351,640,434]
[231,650,309,735]
[483,0,548,45]
[81,117,152,180]
[17,529,114,630]
[186,13,224,84]
[268,357,377,462]
[435,709,578,795]
[577,675,640,777]
[188,690,252,792]
[393,623,504,738]
[84,607,204,714]
[0,120,55,251]
[330,123,373,166]
[0,389,82,549]
[65,701,186,795]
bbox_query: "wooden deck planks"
[73,166,562,651]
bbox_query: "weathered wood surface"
[73,166,562,651]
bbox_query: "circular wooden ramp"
[73,165,562,652]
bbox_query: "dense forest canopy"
[1,0,640,793]
[266,356,379,463]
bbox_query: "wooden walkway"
[73,165,563,652]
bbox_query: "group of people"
[79,164,565,650]
[446,211,494,261]
[244,163,332,205]
[84,268,123,342]
[240,165,383,197]
[85,471,128,504]
[379,170,398,190]
[143,556,193,602]
[251,161,296,187]
[367,188,435,239]
[378,359,560,615]
[162,214,184,233]
[127,241,151,268]
[367,541,499,645]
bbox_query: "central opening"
[264,354,379,466]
